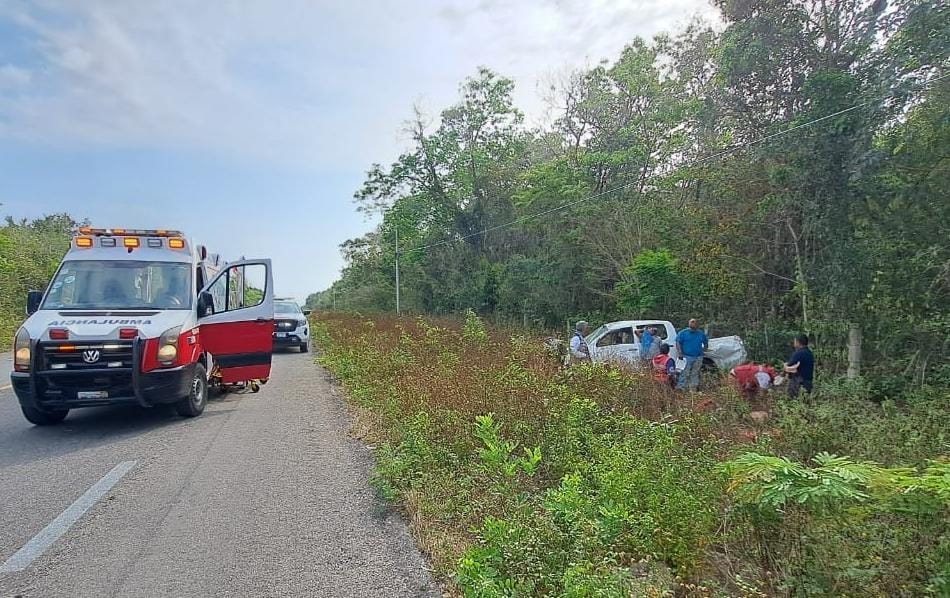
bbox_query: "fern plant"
[722,452,882,510]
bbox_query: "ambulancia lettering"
[47,319,153,326]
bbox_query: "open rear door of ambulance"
[197,259,274,384]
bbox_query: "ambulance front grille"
[40,341,135,371]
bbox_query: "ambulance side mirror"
[303,309,311,316]
[197,292,215,318]
[26,290,43,315]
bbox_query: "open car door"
[197,259,274,384]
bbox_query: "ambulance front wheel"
[21,404,69,426]
[175,363,208,418]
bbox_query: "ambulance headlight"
[157,326,181,366]
[157,344,178,363]
[14,328,31,372]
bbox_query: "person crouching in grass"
[730,361,777,401]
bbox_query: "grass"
[313,311,950,597]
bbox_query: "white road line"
[0,461,137,574]
[0,385,11,392]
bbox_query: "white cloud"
[0,64,32,88]
[0,0,718,170]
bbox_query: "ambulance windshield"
[42,261,193,310]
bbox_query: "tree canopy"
[315,1,949,392]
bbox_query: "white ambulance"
[9,227,274,425]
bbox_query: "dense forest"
[307,0,949,395]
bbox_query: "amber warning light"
[73,228,187,251]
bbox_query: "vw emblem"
[82,350,101,364]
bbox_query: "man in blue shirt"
[784,334,815,398]
[675,318,708,391]
[639,326,655,362]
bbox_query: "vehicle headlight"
[157,326,181,366]
[14,328,31,372]
[298,319,307,328]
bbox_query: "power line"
[402,70,949,256]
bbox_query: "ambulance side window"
[206,272,228,314]
[204,264,265,314]
[241,265,266,308]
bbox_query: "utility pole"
[394,228,401,315]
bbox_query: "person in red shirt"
[730,362,777,400]
[652,343,677,389]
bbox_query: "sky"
[0,0,718,303]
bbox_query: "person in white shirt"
[568,321,591,364]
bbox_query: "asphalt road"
[0,351,438,597]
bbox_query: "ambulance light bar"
[72,227,187,250]
[75,227,184,237]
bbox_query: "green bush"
[722,452,950,596]
[455,410,720,595]
[775,386,950,466]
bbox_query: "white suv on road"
[272,299,310,352]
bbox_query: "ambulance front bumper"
[11,338,195,410]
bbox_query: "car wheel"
[175,363,208,418]
[21,404,69,426]
[300,341,309,353]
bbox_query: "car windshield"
[275,302,301,314]
[42,260,193,310]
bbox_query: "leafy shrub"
[722,452,950,596]
[775,388,950,466]
[463,308,490,344]
[615,248,692,317]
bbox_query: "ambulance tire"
[300,342,309,353]
[176,363,208,418]
[21,404,69,426]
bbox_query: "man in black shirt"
[784,334,815,398]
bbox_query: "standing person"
[784,334,815,398]
[675,318,709,391]
[639,325,655,363]
[652,343,677,388]
[568,321,591,365]
[647,326,661,359]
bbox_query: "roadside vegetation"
[307,0,949,393]
[315,310,949,597]
[307,8,949,590]
[0,214,75,347]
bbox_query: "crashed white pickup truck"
[584,319,747,372]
